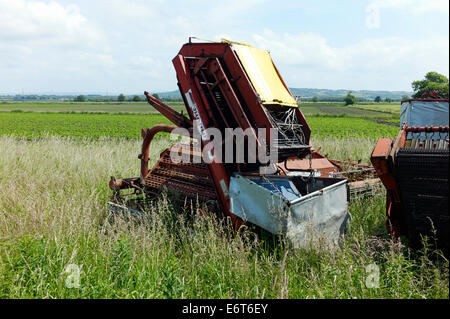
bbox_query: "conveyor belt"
[143,147,218,204]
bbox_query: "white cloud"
[0,0,109,69]
[368,0,449,14]
[365,3,381,29]
[252,30,449,90]
[254,31,342,70]
[0,0,116,92]
[78,53,116,68]
[0,0,103,46]
[0,1,447,93]
[365,0,449,29]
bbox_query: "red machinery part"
[109,39,379,235]
[171,41,313,228]
[371,123,450,242]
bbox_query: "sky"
[0,0,448,94]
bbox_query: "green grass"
[300,103,398,118]
[0,102,445,299]
[307,116,399,139]
[351,103,401,116]
[0,136,447,298]
[0,112,171,139]
[0,101,186,114]
[1,101,397,118]
[0,112,399,140]
[310,137,378,163]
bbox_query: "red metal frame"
[144,91,192,128]
[111,40,370,230]
[171,41,314,228]
[371,123,450,238]
[139,125,179,179]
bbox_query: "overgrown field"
[0,101,398,117]
[0,136,447,298]
[0,112,399,139]
[0,101,446,299]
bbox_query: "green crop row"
[308,116,398,139]
[0,112,399,140]
[0,112,171,139]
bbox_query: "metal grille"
[396,146,449,251]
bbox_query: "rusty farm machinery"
[371,99,449,254]
[108,38,432,248]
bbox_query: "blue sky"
[0,0,448,94]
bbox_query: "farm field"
[301,103,398,117]
[0,101,398,118]
[0,112,171,139]
[0,110,399,140]
[351,103,401,116]
[0,101,187,114]
[0,136,448,298]
[0,102,447,299]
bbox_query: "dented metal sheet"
[229,174,349,248]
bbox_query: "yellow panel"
[226,40,298,110]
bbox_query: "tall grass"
[310,137,378,163]
[0,136,447,298]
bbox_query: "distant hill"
[288,88,412,100]
[154,90,183,100]
[156,88,413,101]
[0,88,412,102]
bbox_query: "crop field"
[0,111,399,140]
[0,102,447,299]
[351,103,401,116]
[0,101,186,114]
[300,103,397,117]
[1,101,398,118]
[0,112,172,139]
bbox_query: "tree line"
[311,71,449,105]
[74,93,163,103]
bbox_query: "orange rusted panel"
[371,138,392,158]
[280,158,339,176]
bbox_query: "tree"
[385,97,392,103]
[74,95,86,102]
[312,96,319,102]
[344,91,356,105]
[401,95,410,101]
[374,96,381,103]
[132,95,142,102]
[118,93,126,102]
[153,93,160,100]
[412,71,449,99]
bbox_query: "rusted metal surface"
[144,91,192,128]
[109,176,141,190]
[405,126,449,133]
[139,125,190,179]
[370,137,397,191]
[143,147,217,202]
[110,39,382,239]
[282,158,339,173]
[371,118,449,252]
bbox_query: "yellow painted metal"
[223,39,298,110]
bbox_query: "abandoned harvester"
[109,38,358,247]
[371,98,449,253]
